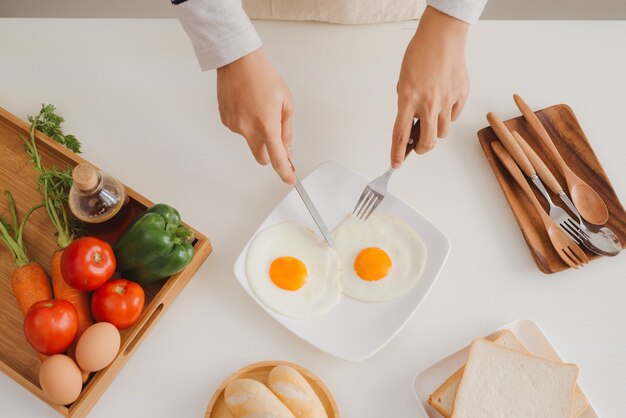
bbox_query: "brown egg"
[75,322,121,372]
[39,354,83,405]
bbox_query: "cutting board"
[478,103,626,273]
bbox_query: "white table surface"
[0,18,625,418]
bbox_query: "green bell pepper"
[113,204,195,284]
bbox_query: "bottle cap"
[72,163,99,192]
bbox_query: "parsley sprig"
[28,104,81,154]
[22,104,82,249]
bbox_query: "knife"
[290,161,334,247]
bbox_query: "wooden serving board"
[0,107,212,417]
[205,361,339,418]
[478,104,626,273]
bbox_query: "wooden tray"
[478,103,626,273]
[205,361,339,418]
[0,107,212,417]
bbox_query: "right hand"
[217,48,296,185]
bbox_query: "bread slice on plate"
[451,338,578,418]
[428,330,589,418]
[428,330,519,416]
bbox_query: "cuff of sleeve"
[427,0,488,24]
[194,26,262,71]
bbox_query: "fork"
[491,141,588,269]
[353,120,421,221]
[513,131,622,256]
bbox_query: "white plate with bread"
[205,361,339,418]
[234,161,450,361]
[413,319,598,418]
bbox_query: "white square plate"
[234,161,450,361]
[413,319,599,417]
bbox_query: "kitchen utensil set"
[491,141,589,268]
[513,132,622,257]
[488,95,621,267]
[513,95,610,226]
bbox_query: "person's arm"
[173,0,261,71]
[174,0,295,184]
[427,0,488,24]
[391,1,487,167]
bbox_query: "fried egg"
[332,213,427,302]
[246,222,341,319]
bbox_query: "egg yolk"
[354,247,392,281]
[269,256,308,291]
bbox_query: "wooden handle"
[513,94,570,172]
[491,141,551,225]
[512,131,564,195]
[487,112,535,177]
[405,119,421,158]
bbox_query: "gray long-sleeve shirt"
[173,0,487,71]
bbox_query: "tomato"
[61,237,116,291]
[91,279,145,329]
[24,299,78,355]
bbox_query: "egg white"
[246,222,341,319]
[332,213,427,302]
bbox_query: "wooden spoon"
[491,141,588,269]
[513,94,609,225]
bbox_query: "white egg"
[246,222,341,319]
[332,213,427,302]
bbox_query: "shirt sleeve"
[427,0,488,24]
[172,0,262,71]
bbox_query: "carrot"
[1,192,50,363]
[52,250,93,338]
[11,263,53,316]
[52,249,93,382]
[11,263,53,363]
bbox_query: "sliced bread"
[429,330,521,417]
[451,338,578,418]
[429,330,589,418]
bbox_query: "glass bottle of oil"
[68,163,136,244]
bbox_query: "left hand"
[391,6,470,167]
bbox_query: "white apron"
[243,0,428,24]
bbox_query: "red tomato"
[91,279,145,329]
[61,237,116,291]
[24,299,78,355]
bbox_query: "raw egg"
[75,322,120,372]
[39,354,83,405]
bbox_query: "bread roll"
[224,378,295,418]
[212,400,235,418]
[267,365,327,418]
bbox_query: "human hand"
[391,6,470,168]
[217,48,296,184]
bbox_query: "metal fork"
[353,120,420,221]
[487,113,589,267]
[491,141,588,268]
[513,131,621,256]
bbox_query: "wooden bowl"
[204,361,339,418]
